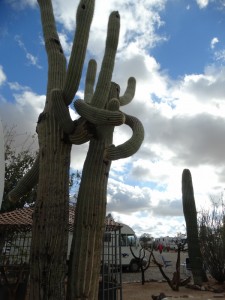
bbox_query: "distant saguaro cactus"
[8,0,144,299]
[182,169,207,285]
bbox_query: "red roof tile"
[0,207,33,226]
[0,206,121,231]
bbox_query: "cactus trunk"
[8,0,95,299]
[29,114,71,300]
[182,169,207,285]
[67,138,112,299]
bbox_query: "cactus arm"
[104,113,144,160]
[84,59,97,103]
[8,155,39,202]
[119,77,136,106]
[67,118,95,145]
[74,99,125,126]
[107,97,120,112]
[52,89,75,134]
[91,11,120,108]
[63,0,95,105]
[100,98,120,139]
[52,88,96,142]
[37,0,66,105]
[37,0,59,42]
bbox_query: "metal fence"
[99,226,122,300]
[0,224,123,300]
[0,228,31,300]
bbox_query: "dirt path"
[123,281,225,299]
[121,251,225,299]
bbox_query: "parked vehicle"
[68,222,144,272]
[119,223,145,272]
[102,223,145,272]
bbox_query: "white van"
[119,223,145,272]
[67,222,144,272]
[102,223,145,272]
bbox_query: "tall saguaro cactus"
[182,169,207,285]
[54,11,144,299]
[8,0,144,299]
[8,1,97,299]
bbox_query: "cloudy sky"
[1,0,225,238]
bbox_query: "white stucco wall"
[0,118,4,208]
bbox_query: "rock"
[151,292,167,299]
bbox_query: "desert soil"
[122,281,225,299]
[121,251,225,300]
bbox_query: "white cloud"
[50,0,77,31]
[170,65,225,118]
[0,88,45,138]
[12,91,45,113]
[4,0,225,238]
[8,81,30,91]
[88,0,167,61]
[58,32,73,56]
[214,49,225,62]
[0,66,6,86]
[210,37,219,49]
[6,0,37,10]
[15,35,42,69]
[47,0,167,66]
[101,54,225,237]
[196,0,209,9]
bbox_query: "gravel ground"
[121,250,189,283]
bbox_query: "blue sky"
[1,0,225,237]
[152,1,225,78]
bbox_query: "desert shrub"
[199,199,225,283]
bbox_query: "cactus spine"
[182,169,207,285]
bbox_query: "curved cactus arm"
[52,89,95,142]
[52,89,75,134]
[104,113,144,160]
[63,0,95,106]
[38,0,66,101]
[67,117,95,145]
[119,77,136,106]
[74,99,125,126]
[8,155,39,203]
[91,11,120,108]
[84,59,97,104]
